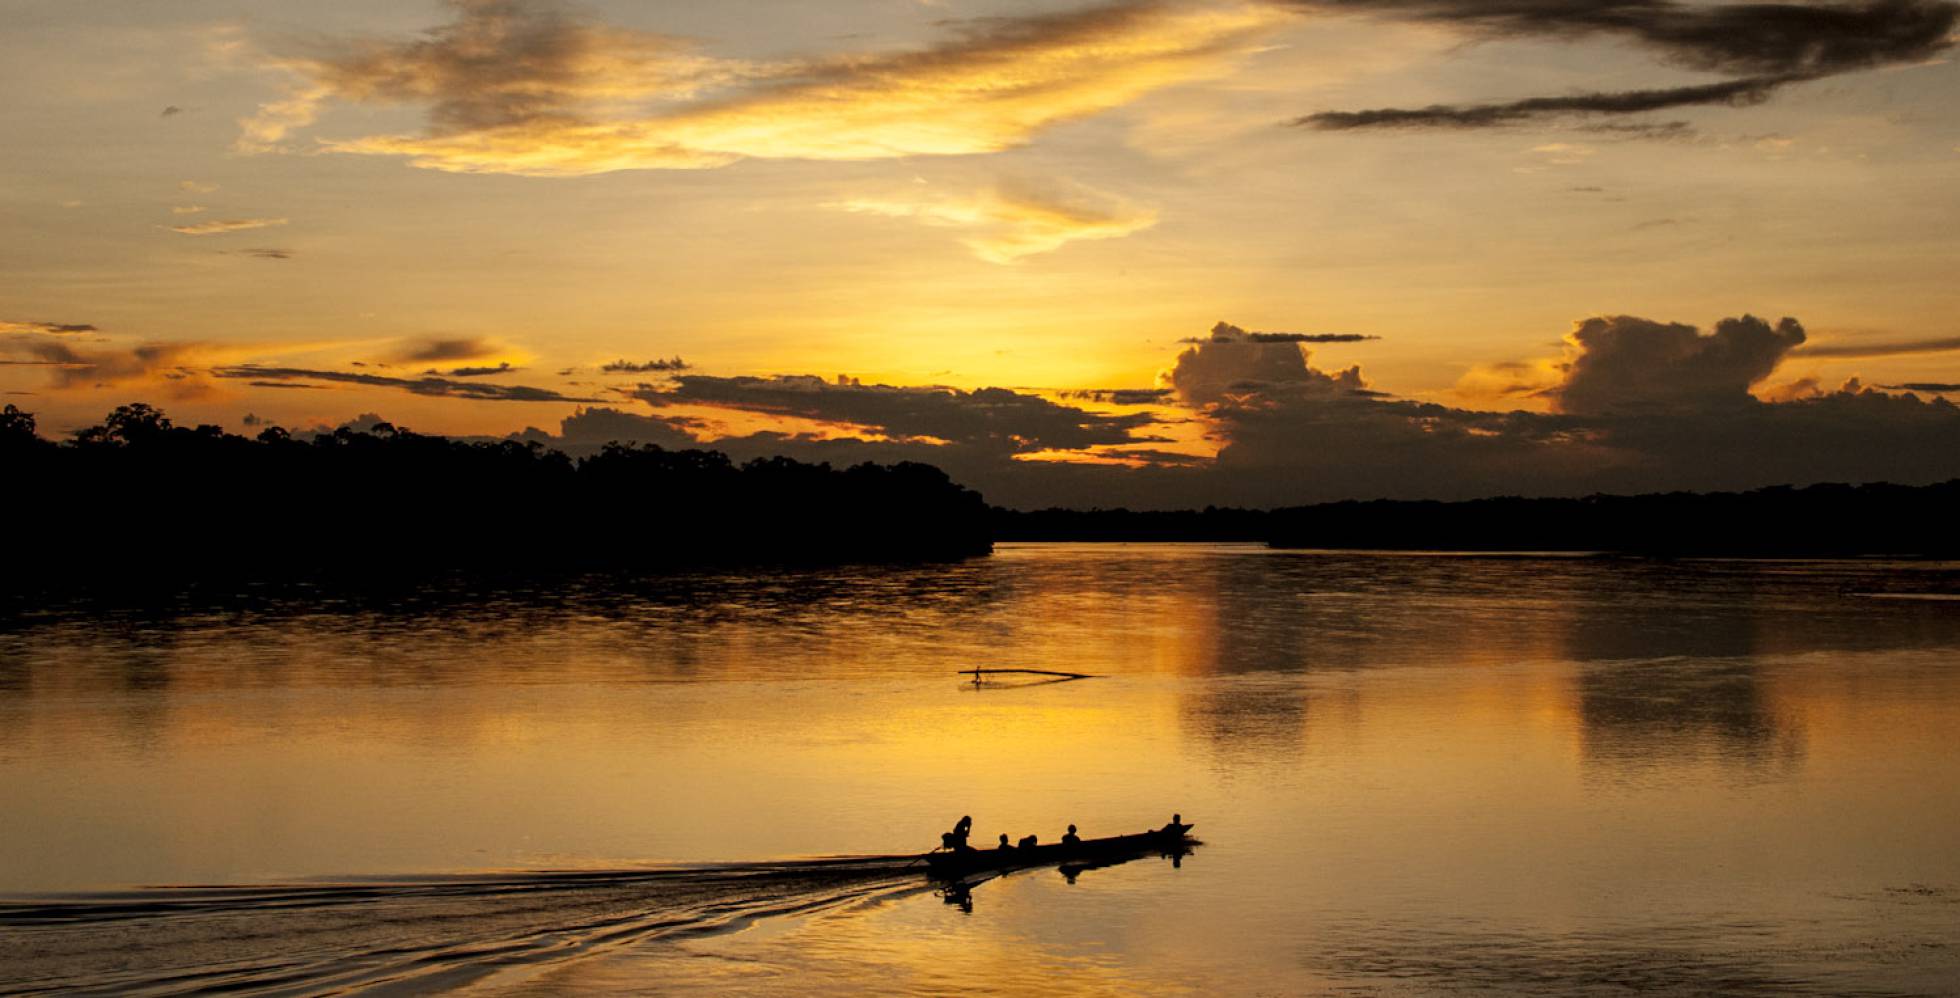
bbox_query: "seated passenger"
[1017,834,1038,849]
[941,814,974,852]
[996,833,1014,851]
[1061,824,1081,847]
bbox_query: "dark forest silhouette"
[997,483,1959,556]
[2,403,991,588]
[8,403,1958,595]
[1261,485,1960,557]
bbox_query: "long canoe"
[923,825,1194,879]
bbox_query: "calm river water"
[3,545,1958,995]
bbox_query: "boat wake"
[0,857,934,996]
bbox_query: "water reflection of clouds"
[1571,656,1805,780]
[1176,676,1311,765]
[8,550,1959,789]
[1303,914,1931,996]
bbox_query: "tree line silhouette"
[8,402,1955,595]
[3,403,992,589]
[995,483,1959,556]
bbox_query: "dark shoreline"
[996,479,1960,558]
[7,405,1956,597]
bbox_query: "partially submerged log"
[960,667,1096,681]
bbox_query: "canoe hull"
[923,826,1193,879]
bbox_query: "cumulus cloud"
[1554,314,1806,414]
[601,356,689,373]
[828,179,1159,262]
[168,217,288,235]
[1294,0,1958,128]
[396,313,1960,508]
[214,365,601,403]
[1154,313,1960,506]
[240,0,1280,175]
[1165,323,1370,407]
[0,320,97,336]
[631,374,1159,453]
[551,405,706,448]
[1453,314,1811,412]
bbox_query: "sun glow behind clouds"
[242,1,1285,176]
[828,180,1160,262]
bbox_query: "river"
[3,545,1957,994]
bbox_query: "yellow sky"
[4,0,1959,502]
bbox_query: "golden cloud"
[0,339,237,398]
[828,180,1159,262]
[242,0,1283,176]
[168,218,289,235]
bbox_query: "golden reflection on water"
[3,548,1959,993]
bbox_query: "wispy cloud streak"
[1293,0,1957,128]
[241,0,1280,175]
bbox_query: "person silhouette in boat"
[1159,813,1187,835]
[1061,824,1081,848]
[942,815,974,852]
[997,833,1014,852]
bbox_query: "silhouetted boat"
[924,825,1194,879]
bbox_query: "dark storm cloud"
[601,356,690,373]
[1884,382,1960,392]
[216,365,602,402]
[630,374,1158,453]
[160,105,184,117]
[1293,0,1958,128]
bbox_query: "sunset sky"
[5,0,1959,506]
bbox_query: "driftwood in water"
[961,667,1096,681]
